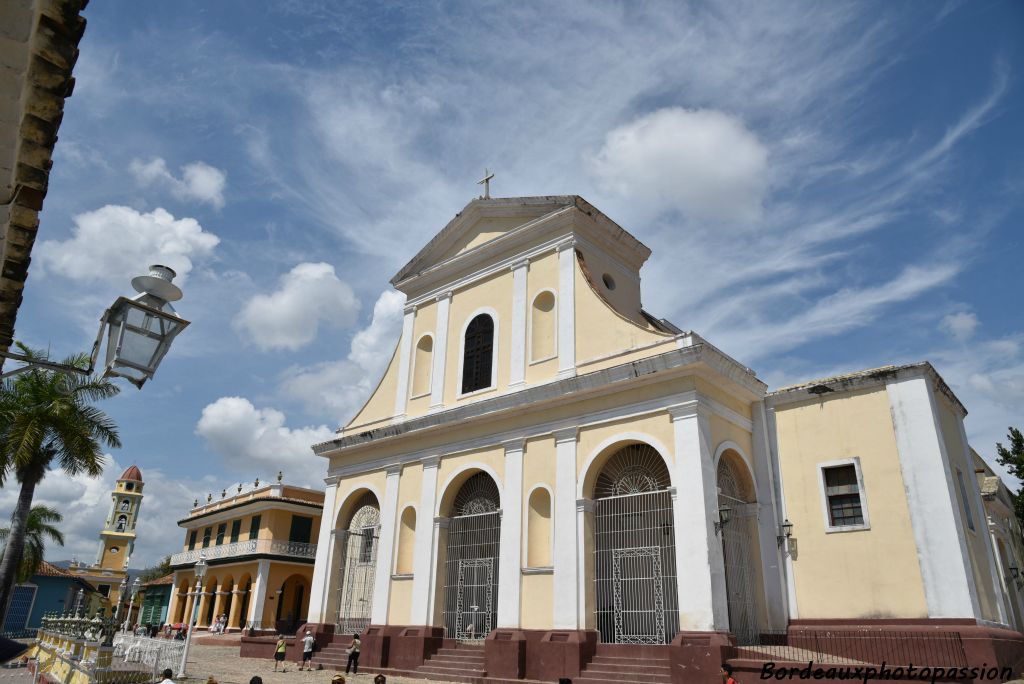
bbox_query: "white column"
[497,440,525,627]
[393,306,416,420]
[552,427,579,628]
[669,399,728,632]
[509,259,530,390]
[410,456,441,624]
[751,400,787,630]
[887,374,979,618]
[556,241,576,379]
[430,294,452,410]
[576,498,593,629]
[308,480,339,623]
[248,559,271,627]
[370,466,402,625]
[957,417,1009,625]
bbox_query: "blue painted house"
[1,561,95,637]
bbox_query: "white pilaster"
[410,456,441,624]
[751,400,787,629]
[497,440,525,627]
[393,306,416,419]
[248,559,271,627]
[552,427,579,628]
[509,260,530,390]
[669,399,728,631]
[308,480,339,623]
[576,498,593,629]
[370,466,402,625]
[765,404,799,620]
[887,374,979,618]
[556,241,576,379]
[430,294,452,410]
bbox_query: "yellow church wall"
[525,250,560,383]
[696,377,754,419]
[438,216,529,262]
[710,415,754,465]
[406,300,438,416]
[388,576,414,624]
[346,341,402,431]
[575,244,644,325]
[520,572,554,628]
[934,394,1000,622]
[774,387,928,619]
[573,259,673,370]
[443,269,515,406]
[577,412,677,493]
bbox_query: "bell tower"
[97,465,144,571]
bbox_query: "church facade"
[300,196,1024,682]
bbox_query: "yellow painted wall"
[407,300,438,415]
[346,341,401,431]
[575,244,644,326]
[934,394,1000,622]
[444,270,514,406]
[577,412,676,496]
[388,576,414,624]
[774,387,928,619]
[332,469,390,529]
[435,446,505,516]
[520,572,554,628]
[438,216,530,262]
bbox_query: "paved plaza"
[181,646,451,684]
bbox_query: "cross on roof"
[476,169,495,199]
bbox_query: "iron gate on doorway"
[721,500,759,645]
[336,504,380,634]
[595,490,679,644]
[442,472,502,640]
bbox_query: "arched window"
[411,335,433,397]
[530,291,557,362]
[526,488,552,567]
[461,314,494,394]
[395,506,416,574]
[120,500,130,512]
[116,515,128,532]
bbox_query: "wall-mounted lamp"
[714,505,732,535]
[777,519,794,547]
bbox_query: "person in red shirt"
[721,664,737,684]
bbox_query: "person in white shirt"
[299,631,316,671]
[158,668,174,684]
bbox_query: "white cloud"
[130,157,228,209]
[587,108,769,223]
[36,205,220,286]
[234,262,359,351]
[195,397,333,488]
[281,290,405,422]
[941,311,979,342]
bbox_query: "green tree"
[0,505,64,583]
[0,344,120,624]
[995,427,1024,530]
[138,556,173,583]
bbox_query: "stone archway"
[336,492,381,633]
[717,449,763,645]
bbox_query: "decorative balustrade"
[170,538,316,565]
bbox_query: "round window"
[602,273,616,290]
[110,547,119,554]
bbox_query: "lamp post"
[114,577,128,628]
[178,553,207,677]
[123,578,141,634]
[0,264,190,385]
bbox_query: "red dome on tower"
[119,465,143,482]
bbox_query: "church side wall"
[525,250,560,384]
[774,387,928,619]
[346,341,402,431]
[405,300,438,416]
[935,394,1002,623]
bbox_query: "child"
[721,664,737,684]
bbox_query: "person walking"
[345,633,361,675]
[273,635,287,671]
[299,630,315,671]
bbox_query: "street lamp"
[123,578,141,635]
[0,264,189,386]
[178,552,207,677]
[714,504,732,535]
[114,577,129,626]
[777,518,794,547]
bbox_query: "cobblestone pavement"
[182,646,453,684]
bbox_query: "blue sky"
[3,1,1022,566]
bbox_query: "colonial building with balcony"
[167,477,322,634]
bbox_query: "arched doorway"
[717,450,761,644]
[442,472,501,640]
[276,574,308,633]
[336,492,380,633]
[593,443,678,644]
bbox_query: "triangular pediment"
[390,196,578,287]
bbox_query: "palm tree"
[0,505,65,583]
[0,344,121,623]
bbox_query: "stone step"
[580,669,672,683]
[584,662,672,674]
[437,646,485,655]
[417,665,486,677]
[590,655,671,666]
[428,653,487,663]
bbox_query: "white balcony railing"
[170,539,317,566]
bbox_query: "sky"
[1,0,1021,567]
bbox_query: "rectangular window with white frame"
[818,458,870,532]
